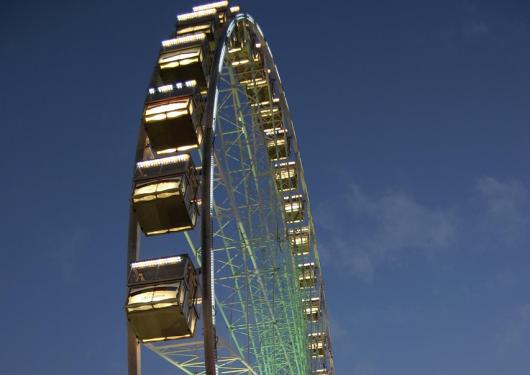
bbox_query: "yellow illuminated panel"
[131,256,183,269]
[308,332,326,357]
[148,80,197,95]
[231,59,249,66]
[241,78,267,87]
[177,9,217,22]
[303,298,320,317]
[159,47,202,70]
[162,32,206,48]
[157,148,178,155]
[267,138,286,148]
[291,235,308,246]
[260,106,279,115]
[133,181,181,203]
[177,24,212,35]
[284,201,301,212]
[274,162,296,180]
[251,97,279,107]
[192,2,228,12]
[128,289,178,306]
[298,263,316,280]
[144,98,193,123]
[136,154,190,169]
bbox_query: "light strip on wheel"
[148,80,197,95]
[177,8,217,22]
[192,1,228,12]
[136,154,190,169]
[131,256,183,268]
[162,33,206,48]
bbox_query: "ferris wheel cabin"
[176,8,220,41]
[298,262,317,289]
[246,77,271,104]
[159,5,241,89]
[266,128,290,160]
[308,332,327,358]
[126,255,198,343]
[144,82,204,153]
[283,194,305,224]
[288,226,310,255]
[274,161,298,191]
[260,103,283,132]
[303,297,321,322]
[232,51,265,84]
[132,154,198,236]
[158,32,212,89]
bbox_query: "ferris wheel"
[126,2,335,374]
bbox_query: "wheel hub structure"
[126,2,334,375]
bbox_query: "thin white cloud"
[496,303,530,354]
[317,184,458,283]
[437,1,530,46]
[47,226,90,282]
[351,362,379,375]
[317,177,529,282]
[476,177,528,217]
[473,176,530,249]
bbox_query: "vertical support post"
[127,322,141,375]
[127,209,141,375]
[127,126,146,375]
[202,119,217,374]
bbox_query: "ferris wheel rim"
[200,14,321,373]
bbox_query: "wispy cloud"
[473,176,530,249]
[351,362,379,375]
[476,177,528,217]
[437,1,530,46]
[438,3,490,45]
[317,184,458,282]
[440,18,489,45]
[47,226,90,282]
[317,177,529,282]
[497,303,530,354]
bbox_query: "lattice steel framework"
[126,2,334,375]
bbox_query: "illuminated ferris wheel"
[126,2,334,374]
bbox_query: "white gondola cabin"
[303,297,321,321]
[158,32,211,88]
[188,2,238,26]
[274,161,297,191]
[144,82,203,153]
[244,75,270,103]
[288,226,310,255]
[283,194,305,224]
[308,332,327,358]
[232,49,264,83]
[298,262,317,289]
[259,103,283,131]
[228,29,264,80]
[126,255,198,343]
[176,8,219,42]
[132,154,198,236]
[265,128,289,160]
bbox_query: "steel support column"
[201,121,217,375]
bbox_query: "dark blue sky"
[1,0,529,374]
